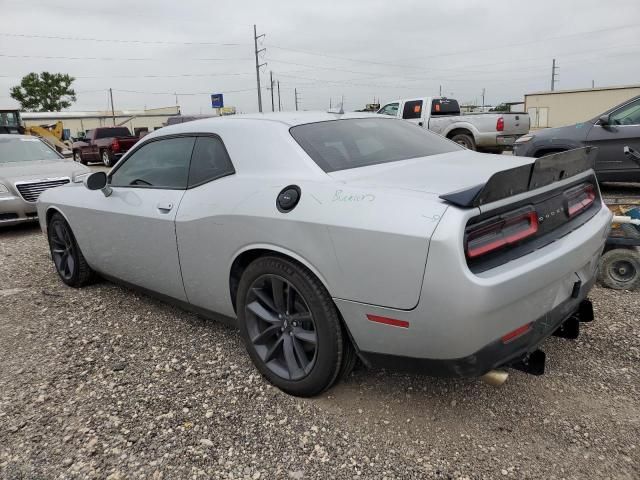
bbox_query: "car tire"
[236,256,344,397]
[73,150,82,163]
[597,248,640,291]
[101,149,114,167]
[451,133,476,150]
[47,212,95,288]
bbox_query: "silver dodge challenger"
[36,112,612,396]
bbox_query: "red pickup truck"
[72,127,139,167]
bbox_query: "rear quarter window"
[290,118,462,172]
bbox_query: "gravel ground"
[0,224,638,480]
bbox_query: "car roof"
[0,134,36,140]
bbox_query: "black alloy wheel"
[47,213,95,287]
[237,256,350,397]
[245,274,318,380]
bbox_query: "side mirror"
[598,114,610,126]
[84,171,112,197]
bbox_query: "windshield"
[0,137,62,163]
[290,118,462,172]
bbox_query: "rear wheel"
[451,133,476,150]
[598,248,640,290]
[237,256,344,397]
[47,213,95,287]
[101,149,114,167]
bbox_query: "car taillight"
[496,117,504,132]
[565,183,595,218]
[111,139,120,152]
[465,207,538,259]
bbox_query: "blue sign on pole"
[211,93,224,109]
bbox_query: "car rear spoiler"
[440,147,597,208]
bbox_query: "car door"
[586,98,640,176]
[174,135,238,315]
[81,135,195,301]
[401,99,425,127]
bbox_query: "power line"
[0,32,247,47]
[0,53,253,62]
[265,23,635,67]
[113,87,256,96]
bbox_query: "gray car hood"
[327,150,535,196]
[0,159,88,183]
[530,122,592,141]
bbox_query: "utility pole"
[439,85,442,97]
[277,81,281,111]
[269,71,275,112]
[294,88,300,111]
[329,98,332,109]
[174,92,178,106]
[592,79,595,89]
[109,88,116,126]
[551,58,558,91]
[253,24,266,112]
[481,88,485,111]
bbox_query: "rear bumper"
[0,195,38,226]
[358,291,594,377]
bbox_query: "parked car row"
[2,98,637,397]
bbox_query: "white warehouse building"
[21,106,182,138]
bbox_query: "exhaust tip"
[480,369,509,387]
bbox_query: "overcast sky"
[1,0,639,114]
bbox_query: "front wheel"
[237,256,344,397]
[47,213,95,287]
[451,133,476,150]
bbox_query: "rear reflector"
[501,322,532,343]
[496,117,504,132]
[366,314,409,329]
[565,183,595,218]
[465,208,538,259]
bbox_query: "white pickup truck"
[377,97,530,152]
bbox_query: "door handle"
[157,202,174,213]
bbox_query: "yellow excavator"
[1,108,72,154]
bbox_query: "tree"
[490,103,511,112]
[10,72,76,112]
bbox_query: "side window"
[110,136,195,189]
[610,100,640,126]
[378,103,399,116]
[402,100,423,120]
[188,136,235,187]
